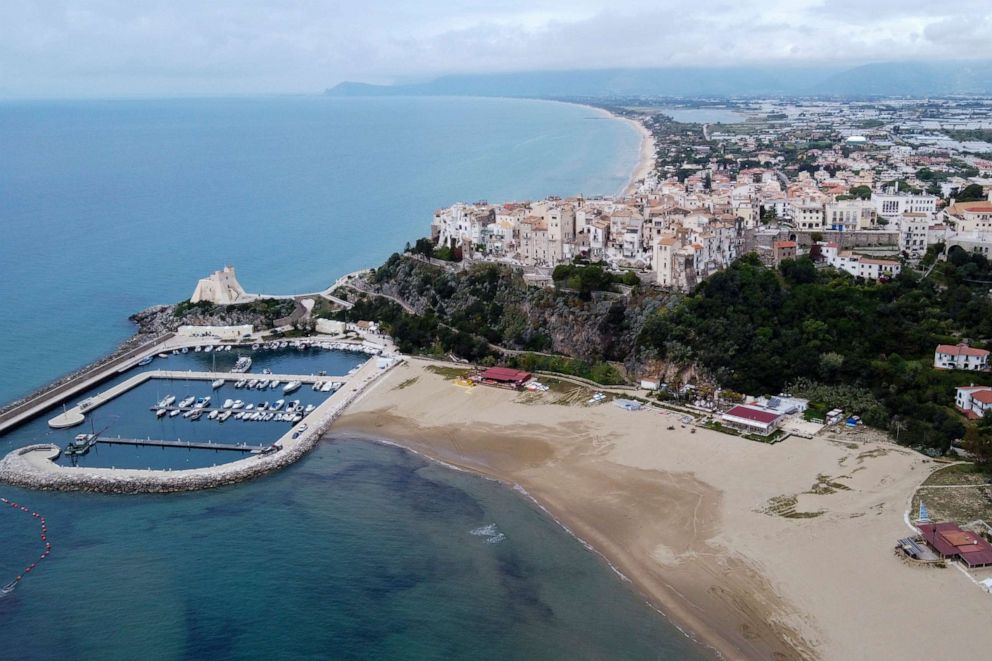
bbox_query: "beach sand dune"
[334,360,992,660]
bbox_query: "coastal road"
[0,333,174,435]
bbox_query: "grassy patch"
[392,377,420,391]
[425,365,471,379]
[922,463,992,487]
[763,495,824,519]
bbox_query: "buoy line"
[0,497,52,596]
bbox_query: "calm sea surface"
[0,97,709,659]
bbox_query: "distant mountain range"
[327,62,992,98]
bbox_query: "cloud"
[0,0,990,96]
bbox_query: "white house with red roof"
[935,343,990,371]
[955,385,992,419]
[720,405,785,436]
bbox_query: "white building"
[872,191,937,218]
[177,324,253,341]
[934,343,990,371]
[821,244,901,280]
[824,199,876,231]
[955,386,992,418]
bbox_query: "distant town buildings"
[427,98,992,292]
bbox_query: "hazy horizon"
[3,0,992,98]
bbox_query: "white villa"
[934,343,990,371]
[955,385,992,419]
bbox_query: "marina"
[0,341,376,471]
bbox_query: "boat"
[297,424,308,433]
[232,356,252,373]
[283,381,302,394]
[211,378,225,389]
[178,396,195,408]
[251,343,260,351]
[320,381,336,392]
[203,346,213,353]
[312,381,323,391]
[225,345,232,351]
[234,379,247,388]
[190,410,203,421]
[219,410,233,422]
[269,380,280,389]
[137,356,153,367]
[262,368,272,375]
[258,402,269,412]
[232,400,244,409]
[157,353,169,359]
[246,379,258,389]
[208,410,219,420]
[245,403,254,411]
[303,404,315,414]
[156,408,167,417]
[194,346,202,352]
[180,347,189,353]
[234,412,245,420]
[194,396,210,408]
[271,399,285,411]
[157,395,176,408]
[292,414,303,423]
[183,409,196,419]
[1,580,17,595]
[170,409,182,418]
[222,399,234,409]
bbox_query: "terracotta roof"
[972,390,992,405]
[723,406,782,425]
[936,344,990,357]
[919,522,992,567]
[774,240,797,249]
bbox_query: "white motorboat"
[232,400,244,409]
[232,356,252,373]
[156,408,167,417]
[283,381,302,394]
[178,396,195,408]
[212,378,225,389]
[222,399,234,409]
[170,409,182,417]
[271,399,285,411]
[157,395,176,408]
[208,410,219,420]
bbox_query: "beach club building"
[934,343,990,371]
[473,367,533,390]
[918,522,992,568]
[720,405,785,436]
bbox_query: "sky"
[2,0,992,97]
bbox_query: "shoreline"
[332,359,992,661]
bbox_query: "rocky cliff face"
[129,299,297,336]
[364,255,691,380]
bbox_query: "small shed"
[613,399,642,411]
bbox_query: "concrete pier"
[44,369,351,429]
[0,333,173,436]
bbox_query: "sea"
[0,96,709,659]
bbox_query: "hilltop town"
[430,98,992,290]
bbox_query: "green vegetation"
[945,129,992,143]
[552,263,639,298]
[956,183,987,203]
[847,185,872,200]
[505,353,625,385]
[638,252,992,452]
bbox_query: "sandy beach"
[621,115,655,196]
[333,360,992,660]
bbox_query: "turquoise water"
[0,441,707,660]
[0,96,639,404]
[0,97,709,658]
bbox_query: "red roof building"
[721,405,785,436]
[918,522,992,568]
[476,367,532,389]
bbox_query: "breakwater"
[0,358,398,494]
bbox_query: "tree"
[849,185,872,200]
[956,183,987,203]
[963,418,992,465]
